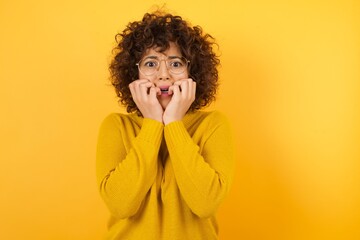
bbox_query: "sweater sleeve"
[164,112,235,218]
[96,114,163,219]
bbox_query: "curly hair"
[109,11,220,114]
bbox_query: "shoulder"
[185,110,231,134]
[193,110,230,125]
[208,110,229,121]
[100,112,125,125]
[99,112,140,130]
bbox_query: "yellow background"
[1,0,359,239]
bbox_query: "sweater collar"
[128,110,202,128]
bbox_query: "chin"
[160,103,168,110]
[159,96,171,109]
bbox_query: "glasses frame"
[136,56,190,76]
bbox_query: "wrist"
[142,112,163,123]
[149,116,163,123]
[163,115,181,125]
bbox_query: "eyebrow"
[143,55,182,59]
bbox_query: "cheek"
[173,72,189,81]
[138,71,145,79]
[139,72,155,82]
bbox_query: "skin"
[129,42,196,125]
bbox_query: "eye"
[143,60,158,68]
[170,59,184,68]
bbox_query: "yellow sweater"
[96,110,234,240]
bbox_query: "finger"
[187,79,196,99]
[173,81,182,92]
[171,84,181,99]
[154,86,161,96]
[180,80,189,98]
[136,79,151,83]
[138,82,153,97]
[173,80,183,86]
[138,81,153,89]
[130,79,150,95]
[130,79,150,89]
[168,85,174,95]
[173,79,187,93]
[132,79,151,90]
[183,79,195,99]
[192,81,196,100]
[149,86,158,99]
[168,85,175,96]
[129,83,137,100]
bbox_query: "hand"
[129,79,163,123]
[163,78,196,125]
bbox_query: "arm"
[96,114,163,219]
[164,113,235,218]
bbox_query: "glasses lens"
[139,58,159,75]
[168,57,188,74]
[138,57,189,75]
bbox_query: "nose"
[157,60,170,81]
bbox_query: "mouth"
[159,86,170,95]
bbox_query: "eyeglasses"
[136,56,189,76]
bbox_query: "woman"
[96,10,235,240]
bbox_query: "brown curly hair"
[109,11,220,114]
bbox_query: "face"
[138,42,189,109]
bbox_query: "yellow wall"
[1,0,359,239]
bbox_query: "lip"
[159,85,171,95]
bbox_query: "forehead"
[142,42,182,58]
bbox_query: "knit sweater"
[96,110,235,240]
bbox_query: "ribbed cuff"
[137,118,164,146]
[164,120,192,152]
